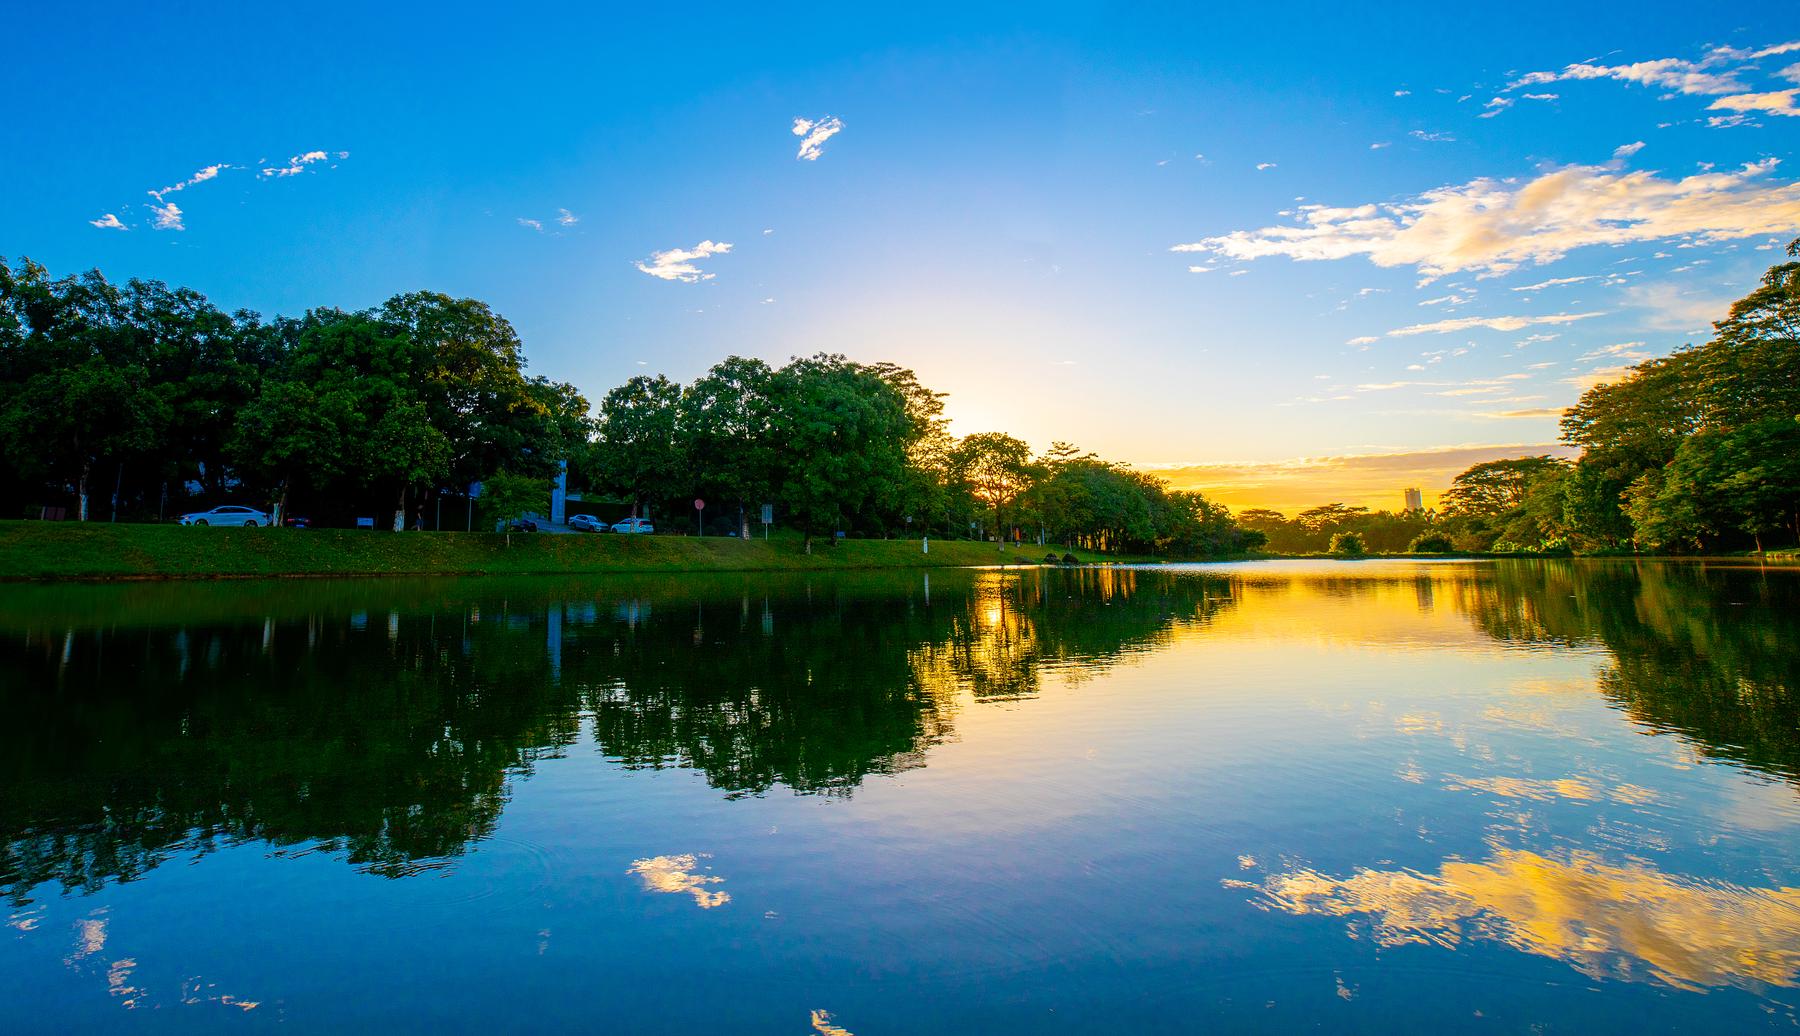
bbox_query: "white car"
[178,505,271,527]
[610,517,655,535]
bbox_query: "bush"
[1328,532,1366,556]
[1408,532,1454,553]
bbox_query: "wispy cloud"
[1612,140,1645,158]
[557,208,579,226]
[1508,40,1800,124]
[1478,97,1514,119]
[89,149,348,231]
[1381,312,1603,338]
[635,240,732,282]
[1174,159,1800,280]
[1410,129,1455,142]
[518,218,544,232]
[1708,89,1800,118]
[261,150,346,178]
[1255,162,1277,171]
[1511,275,1593,291]
[1474,406,1566,419]
[792,116,844,161]
[149,163,228,201]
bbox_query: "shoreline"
[1,522,1791,582]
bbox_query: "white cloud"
[518,218,544,232]
[89,213,127,230]
[1580,341,1650,361]
[1394,89,1411,97]
[1511,275,1593,291]
[1509,41,1800,124]
[1612,140,1645,158]
[149,201,184,231]
[1478,97,1514,119]
[261,150,346,178]
[1510,54,1750,96]
[792,116,844,161]
[1410,129,1455,142]
[1708,89,1800,117]
[149,163,228,200]
[1382,312,1603,338]
[1173,158,1800,280]
[1256,162,1277,171]
[557,208,579,226]
[635,240,732,282]
[1370,141,1391,150]
[1346,335,1380,346]
[1523,92,1559,101]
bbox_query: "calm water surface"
[2,560,1798,1032]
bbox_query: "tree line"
[1239,241,1800,556]
[0,256,1257,556]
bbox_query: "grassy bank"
[0,521,1135,581]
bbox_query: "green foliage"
[1561,240,1800,552]
[0,257,1260,553]
[480,470,549,527]
[1328,531,1366,556]
[1409,532,1453,553]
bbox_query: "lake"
[2,560,1798,1032]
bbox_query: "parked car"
[177,505,271,527]
[283,515,312,529]
[567,514,606,532]
[611,517,655,534]
[508,517,539,533]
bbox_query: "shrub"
[1408,532,1454,553]
[1328,532,1366,556]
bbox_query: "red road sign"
[694,498,705,510]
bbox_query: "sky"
[4,3,1798,512]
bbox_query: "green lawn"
[0,521,1140,580]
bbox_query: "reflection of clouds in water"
[1250,848,1800,991]
[52,911,257,1013]
[811,1008,854,1034]
[66,916,107,963]
[629,853,730,909]
[1444,775,1659,805]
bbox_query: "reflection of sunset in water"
[1251,848,1800,991]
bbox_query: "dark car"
[508,517,539,532]
[284,515,312,529]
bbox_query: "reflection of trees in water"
[1461,561,1800,781]
[0,568,1232,900]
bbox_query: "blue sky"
[4,3,1797,509]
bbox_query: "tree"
[681,357,777,533]
[950,432,1039,549]
[480,469,549,543]
[767,354,912,548]
[593,375,686,516]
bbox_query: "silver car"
[177,505,271,527]
[568,514,606,532]
[610,517,655,534]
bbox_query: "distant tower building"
[1403,487,1424,513]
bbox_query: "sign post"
[694,498,705,537]
[760,503,773,540]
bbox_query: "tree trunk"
[77,459,90,522]
[273,478,290,528]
